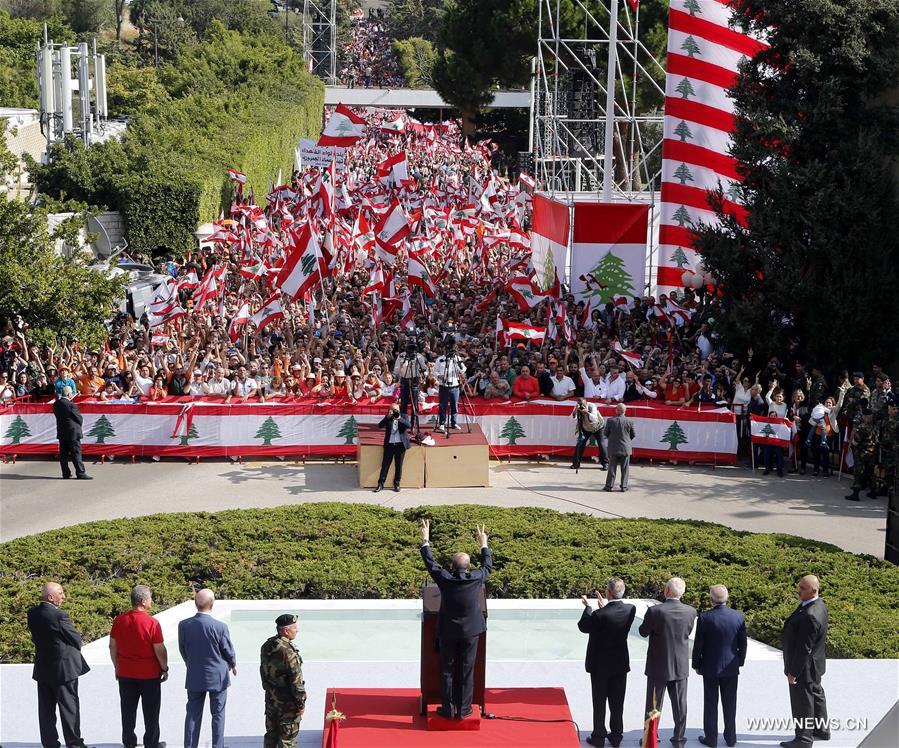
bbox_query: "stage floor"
[321,687,580,747]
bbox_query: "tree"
[683,0,702,16]
[692,0,899,369]
[177,422,199,446]
[660,421,688,451]
[499,416,525,445]
[387,0,448,43]
[337,416,358,445]
[673,120,693,142]
[670,246,690,269]
[87,415,116,444]
[65,0,110,33]
[255,416,281,446]
[680,35,701,58]
[392,37,437,89]
[114,0,128,40]
[583,252,636,303]
[0,10,74,108]
[673,163,694,185]
[674,77,695,99]
[541,246,556,291]
[4,415,31,444]
[672,205,692,228]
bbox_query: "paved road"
[0,457,887,556]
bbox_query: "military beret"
[862,408,873,416]
[275,613,298,627]
[852,371,865,379]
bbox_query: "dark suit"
[421,542,493,716]
[639,598,698,745]
[377,412,411,488]
[692,604,747,746]
[782,598,829,745]
[603,415,636,489]
[27,601,91,748]
[178,612,237,748]
[578,600,636,745]
[53,396,86,479]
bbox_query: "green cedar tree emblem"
[759,423,777,439]
[87,415,116,444]
[660,421,689,450]
[176,422,199,446]
[680,35,702,58]
[673,163,695,185]
[582,252,636,303]
[499,416,526,445]
[670,247,690,269]
[255,416,282,446]
[300,252,317,276]
[675,78,696,99]
[672,205,692,228]
[4,415,31,444]
[673,120,693,142]
[683,0,702,16]
[337,416,358,444]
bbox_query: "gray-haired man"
[52,386,91,480]
[603,403,636,491]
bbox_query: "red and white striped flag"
[228,302,250,342]
[374,198,411,263]
[250,294,284,329]
[376,152,409,186]
[501,319,547,343]
[612,339,644,368]
[406,253,437,297]
[148,304,186,329]
[277,224,322,300]
[318,103,368,147]
[750,415,793,448]
[226,168,247,185]
[380,113,405,133]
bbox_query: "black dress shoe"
[780,741,805,748]
[435,706,454,719]
[603,486,613,492]
[62,475,72,479]
[458,708,473,719]
[393,484,401,492]
[76,474,93,480]
[373,484,384,493]
[586,736,605,747]
[698,736,715,748]
[621,486,628,491]
[608,739,622,748]
[812,731,830,741]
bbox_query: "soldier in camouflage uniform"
[868,375,893,421]
[806,365,828,408]
[845,410,880,501]
[878,400,898,498]
[260,614,306,748]
[841,372,870,429]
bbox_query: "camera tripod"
[436,347,473,437]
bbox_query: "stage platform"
[357,424,489,488]
[321,687,579,747]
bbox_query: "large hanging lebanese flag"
[277,224,322,300]
[318,103,368,147]
[529,194,570,292]
[656,0,767,292]
[571,203,649,304]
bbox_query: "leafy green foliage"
[1,504,896,662]
[392,36,437,89]
[693,0,899,369]
[387,0,448,43]
[0,9,74,108]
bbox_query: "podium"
[419,582,487,716]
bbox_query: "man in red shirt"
[110,585,168,748]
[512,365,541,400]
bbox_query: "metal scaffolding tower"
[531,0,666,199]
[302,0,337,84]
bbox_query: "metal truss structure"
[531,0,667,199]
[302,0,337,84]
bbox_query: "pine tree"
[683,0,702,16]
[670,247,690,269]
[87,415,116,444]
[673,163,695,185]
[660,421,689,451]
[178,422,199,446]
[675,78,696,99]
[255,416,282,446]
[499,416,526,445]
[680,35,702,58]
[541,247,556,290]
[4,415,31,444]
[584,252,636,303]
[759,423,777,439]
[673,120,693,142]
[672,205,692,228]
[337,416,358,445]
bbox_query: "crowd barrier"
[0,397,738,463]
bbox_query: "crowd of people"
[338,12,404,89]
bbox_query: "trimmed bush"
[1,504,896,663]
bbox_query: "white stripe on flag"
[665,75,736,114]
[662,160,739,196]
[669,29,748,72]
[659,201,721,230]
[664,116,733,153]
[669,0,734,28]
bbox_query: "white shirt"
[605,375,626,402]
[434,355,466,387]
[188,380,205,397]
[134,374,153,397]
[579,368,604,399]
[697,334,713,360]
[233,377,258,397]
[551,375,576,398]
[204,377,231,395]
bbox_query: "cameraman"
[393,341,427,430]
[572,397,606,471]
[374,403,411,493]
[434,337,466,432]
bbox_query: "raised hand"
[419,518,430,543]
[476,524,488,548]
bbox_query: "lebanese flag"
[192,267,224,310]
[612,339,644,368]
[643,708,660,748]
[518,172,536,195]
[376,152,409,186]
[226,168,247,185]
[148,304,186,329]
[580,298,593,329]
[502,319,546,343]
[400,290,415,330]
[380,113,405,133]
[228,302,250,342]
[150,334,169,347]
[318,103,368,146]
[362,263,385,295]
[506,275,547,312]
[529,194,570,292]
[239,259,268,280]
[176,271,199,290]
[250,294,284,329]
[407,253,437,297]
[374,199,411,261]
[277,224,322,300]
[613,295,632,313]
[352,211,375,252]
[750,415,793,448]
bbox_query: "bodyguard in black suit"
[52,388,90,480]
[780,575,829,748]
[638,577,698,747]
[577,577,636,748]
[27,582,91,748]
[419,518,493,720]
[374,403,411,493]
[692,585,747,748]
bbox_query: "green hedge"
[1,504,896,663]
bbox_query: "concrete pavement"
[0,456,887,555]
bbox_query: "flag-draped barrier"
[1,398,737,463]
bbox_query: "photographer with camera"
[393,340,427,431]
[374,403,412,493]
[434,336,466,433]
[572,397,606,471]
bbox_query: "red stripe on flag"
[663,140,740,179]
[532,194,569,245]
[661,183,747,221]
[659,224,699,247]
[572,203,649,244]
[667,53,738,90]
[668,9,768,57]
[664,98,736,133]
[657,265,695,287]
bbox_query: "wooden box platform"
[357,424,425,488]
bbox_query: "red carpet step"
[427,708,481,730]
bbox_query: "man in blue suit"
[177,589,237,748]
[692,584,747,748]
